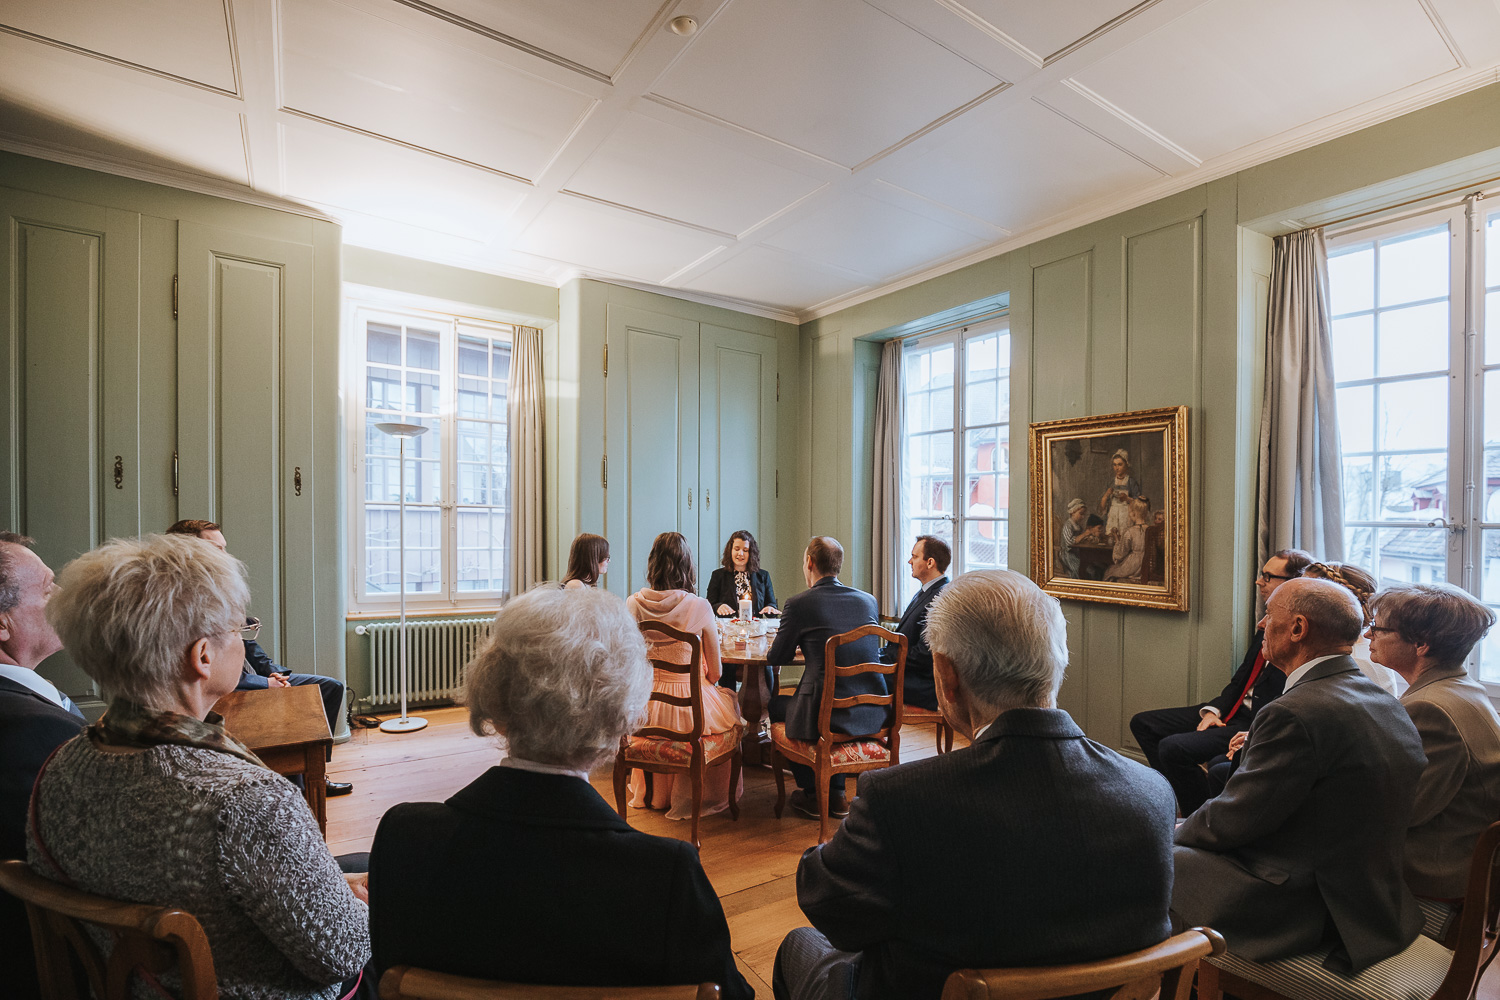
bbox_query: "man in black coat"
[881,534,949,710]
[1173,578,1426,974]
[775,569,1176,1000]
[0,533,83,1000]
[167,519,350,795]
[1129,547,1312,813]
[767,536,885,820]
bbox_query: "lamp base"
[379,716,429,734]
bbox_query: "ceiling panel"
[1072,0,1459,162]
[401,0,666,78]
[0,0,235,92]
[564,111,826,235]
[282,122,528,243]
[652,0,1001,168]
[947,0,1147,62]
[281,0,597,180]
[875,99,1162,231]
[763,190,986,280]
[516,195,726,283]
[0,33,246,183]
[684,245,869,311]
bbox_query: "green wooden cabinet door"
[699,323,778,586]
[603,304,699,595]
[176,222,318,675]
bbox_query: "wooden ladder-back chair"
[941,927,1225,1000]
[380,966,720,999]
[877,614,954,754]
[0,858,218,1000]
[613,619,744,850]
[770,624,906,844]
[1198,819,1500,1000]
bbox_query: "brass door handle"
[688,488,693,510]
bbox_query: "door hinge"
[603,344,608,377]
[776,373,780,402]
[171,275,179,320]
[171,452,179,497]
[601,455,607,489]
[775,469,779,499]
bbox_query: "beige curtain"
[508,326,545,598]
[1257,228,1343,577]
[871,339,904,617]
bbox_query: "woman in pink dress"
[625,531,745,819]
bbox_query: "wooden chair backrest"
[1434,819,1500,1000]
[0,858,218,1000]
[636,619,705,742]
[380,965,721,999]
[817,624,906,749]
[940,927,1225,1000]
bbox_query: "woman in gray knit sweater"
[26,535,370,1000]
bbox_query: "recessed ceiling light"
[668,15,698,36]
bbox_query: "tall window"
[898,320,1010,607]
[352,301,512,609]
[1328,199,1500,680]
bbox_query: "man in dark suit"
[767,536,885,820]
[775,569,1176,1000]
[1129,546,1313,813]
[0,532,83,1000]
[881,534,948,711]
[1173,578,1427,974]
[166,519,351,796]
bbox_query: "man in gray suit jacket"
[775,570,1176,1000]
[767,536,884,819]
[1173,578,1426,974]
[1367,583,1500,900]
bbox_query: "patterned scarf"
[735,570,752,602]
[88,697,266,768]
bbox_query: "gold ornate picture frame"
[1029,405,1189,612]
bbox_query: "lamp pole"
[375,421,429,734]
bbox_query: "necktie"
[1223,650,1265,723]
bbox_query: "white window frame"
[896,316,1011,608]
[343,285,522,614]
[1328,192,1500,689]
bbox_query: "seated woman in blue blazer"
[368,585,750,999]
[705,530,777,618]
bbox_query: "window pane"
[1373,526,1445,588]
[406,328,440,371]
[1329,245,1374,315]
[1488,213,1500,288]
[1376,301,1447,378]
[1343,526,1373,571]
[407,371,439,414]
[966,379,996,426]
[1337,384,1374,454]
[1378,227,1448,307]
[1331,314,1373,382]
[457,378,487,418]
[1487,289,1500,366]
[458,337,488,376]
[493,344,511,382]
[963,519,1006,572]
[929,386,953,432]
[1343,457,1373,522]
[1377,378,1447,452]
[366,367,401,410]
[367,323,401,365]
[1377,452,1446,520]
[1481,530,1500,603]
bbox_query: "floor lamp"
[375,421,429,734]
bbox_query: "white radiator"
[358,617,492,708]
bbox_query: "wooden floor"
[326,705,960,993]
[326,707,1500,999]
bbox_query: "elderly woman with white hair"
[27,534,371,1000]
[367,585,751,999]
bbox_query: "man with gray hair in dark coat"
[1172,577,1426,974]
[774,569,1177,1000]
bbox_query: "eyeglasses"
[223,618,261,642]
[1365,624,1398,636]
[1256,572,1297,583]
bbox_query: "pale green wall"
[553,279,802,594]
[799,81,1500,753]
[342,246,559,322]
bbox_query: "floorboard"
[326,707,1500,998]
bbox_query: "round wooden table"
[719,629,800,766]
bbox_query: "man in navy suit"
[167,519,352,797]
[0,532,84,1000]
[767,536,885,820]
[882,535,949,710]
[774,570,1176,1000]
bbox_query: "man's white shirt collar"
[1282,653,1346,692]
[500,755,592,781]
[920,575,944,593]
[0,663,68,710]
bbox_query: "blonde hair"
[1304,561,1377,626]
[45,535,249,707]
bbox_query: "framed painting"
[1028,405,1189,611]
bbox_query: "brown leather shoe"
[326,780,353,797]
[788,789,820,819]
[829,793,850,818]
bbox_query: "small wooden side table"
[213,685,333,836]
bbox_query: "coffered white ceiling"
[3,0,1500,321]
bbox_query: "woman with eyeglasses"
[27,535,371,1000]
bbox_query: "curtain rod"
[1316,176,1500,236]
